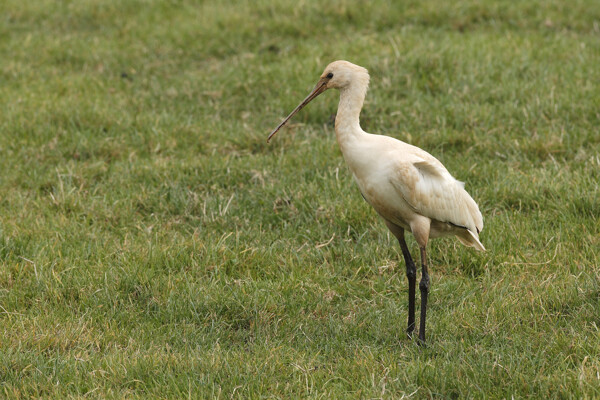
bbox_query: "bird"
[267,60,484,343]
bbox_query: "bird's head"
[319,60,370,90]
[267,60,369,142]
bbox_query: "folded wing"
[390,157,484,237]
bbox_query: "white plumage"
[268,60,485,343]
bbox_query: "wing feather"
[390,157,483,234]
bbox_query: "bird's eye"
[326,72,334,79]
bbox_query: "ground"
[0,0,599,398]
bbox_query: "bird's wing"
[390,157,483,234]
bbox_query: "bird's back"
[343,133,484,249]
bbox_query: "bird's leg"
[398,236,417,338]
[418,246,429,344]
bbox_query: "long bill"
[267,78,329,143]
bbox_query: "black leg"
[398,236,416,338]
[418,246,429,344]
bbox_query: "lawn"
[1,0,599,398]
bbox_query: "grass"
[1,0,599,398]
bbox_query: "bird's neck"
[335,81,368,147]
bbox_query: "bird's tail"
[457,229,486,251]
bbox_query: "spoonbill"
[268,60,484,343]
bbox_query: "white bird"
[268,60,484,343]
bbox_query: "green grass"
[1,0,599,398]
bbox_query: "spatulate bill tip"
[266,126,282,143]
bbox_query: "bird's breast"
[338,134,419,228]
[351,171,414,229]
